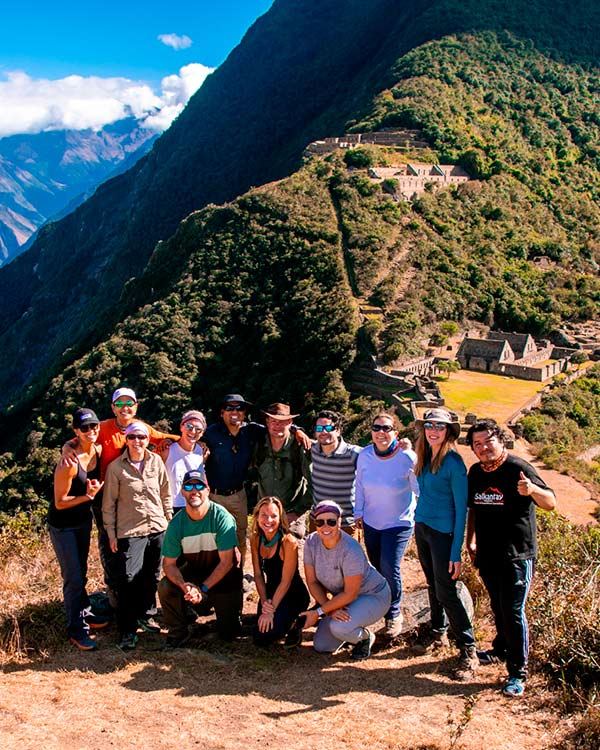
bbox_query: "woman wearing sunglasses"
[103,421,172,650]
[50,408,106,650]
[355,412,417,639]
[300,501,391,659]
[413,408,478,680]
[250,496,309,647]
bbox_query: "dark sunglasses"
[371,424,393,432]
[223,404,245,412]
[423,422,447,431]
[183,423,204,433]
[126,434,147,441]
[315,424,336,433]
[182,482,207,492]
[314,518,338,527]
[78,423,99,433]
[114,399,135,407]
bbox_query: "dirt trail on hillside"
[456,440,598,526]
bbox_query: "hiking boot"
[502,676,525,698]
[117,633,139,650]
[163,632,191,650]
[85,613,110,630]
[137,617,161,633]
[283,623,303,649]
[383,616,403,639]
[453,645,479,681]
[477,648,505,666]
[351,629,376,661]
[412,629,450,655]
[70,635,97,651]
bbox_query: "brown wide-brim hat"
[415,408,461,440]
[262,402,299,420]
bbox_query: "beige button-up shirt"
[103,450,172,541]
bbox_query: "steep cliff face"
[0,121,156,265]
[0,0,599,414]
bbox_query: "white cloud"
[158,33,193,51]
[0,64,214,138]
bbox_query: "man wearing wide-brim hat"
[253,402,312,538]
[203,395,311,562]
[414,408,461,440]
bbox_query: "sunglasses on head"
[423,422,447,431]
[371,424,393,432]
[315,424,336,433]
[126,434,147,441]
[223,404,244,412]
[78,423,99,433]
[182,482,206,492]
[183,423,204,433]
[114,399,135,408]
[314,517,338,527]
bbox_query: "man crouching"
[158,470,243,647]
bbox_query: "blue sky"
[0,1,273,136]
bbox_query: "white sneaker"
[384,616,403,638]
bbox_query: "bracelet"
[85,493,94,501]
[200,583,209,594]
[316,606,326,619]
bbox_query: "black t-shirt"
[467,454,553,563]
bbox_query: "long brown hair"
[414,427,457,476]
[250,496,290,538]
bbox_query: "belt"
[211,486,244,497]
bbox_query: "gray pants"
[313,585,391,652]
[210,489,248,560]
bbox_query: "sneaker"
[137,617,161,633]
[412,629,450,655]
[163,632,191,650]
[70,635,97,651]
[283,624,302,649]
[453,645,479,681]
[117,633,139,650]
[86,613,110,630]
[351,629,376,661]
[477,648,505,665]
[384,616,403,639]
[502,676,525,698]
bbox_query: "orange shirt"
[97,419,178,479]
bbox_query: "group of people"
[49,387,556,699]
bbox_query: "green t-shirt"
[162,502,240,592]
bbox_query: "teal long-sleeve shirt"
[415,450,468,562]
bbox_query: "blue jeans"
[49,519,92,640]
[478,557,534,680]
[414,522,475,649]
[313,585,391,652]
[363,523,413,620]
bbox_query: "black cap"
[220,393,253,410]
[72,408,100,429]
[182,469,207,485]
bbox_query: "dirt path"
[0,556,566,750]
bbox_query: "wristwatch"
[200,583,209,594]
[316,606,326,619]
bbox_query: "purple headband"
[312,501,342,519]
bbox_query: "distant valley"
[0,118,157,266]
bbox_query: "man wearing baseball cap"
[158,469,243,646]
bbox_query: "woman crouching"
[301,501,391,660]
[250,496,310,647]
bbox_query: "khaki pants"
[210,488,248,561]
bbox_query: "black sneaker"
[163,632,191,650]
[284,624,302,649]
[351,629,376,661]
[137,617,161,633]
[477,648,505,665]
[117,633,138,650]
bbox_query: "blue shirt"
[203,420,266,492]
[415,450,468,562]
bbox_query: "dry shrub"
[565,706,600,750]
[528,512,600,713]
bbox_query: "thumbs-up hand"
[517,470,533,497]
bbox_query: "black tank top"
[260,536,309,603]
[48,450,100,528]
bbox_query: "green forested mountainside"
[1,0,600,412]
